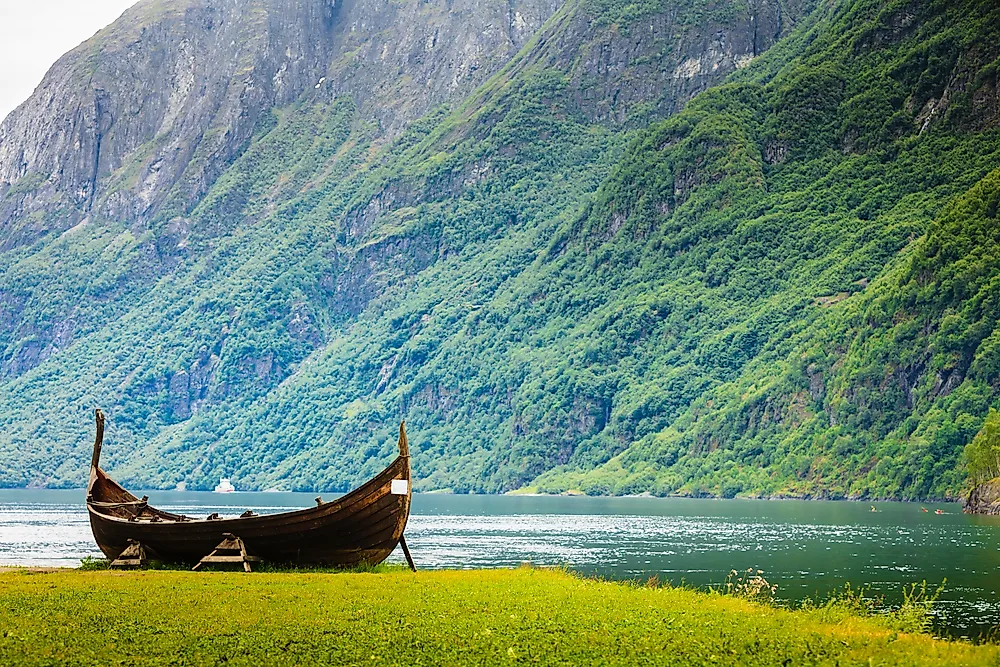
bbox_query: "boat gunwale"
[87,455,409,528]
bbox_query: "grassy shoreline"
[1,568,997,665]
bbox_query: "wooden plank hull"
[86,410,412,567]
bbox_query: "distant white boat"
[214,478,235,493]
[174,481,187,492]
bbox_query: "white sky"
[0,0,139,122]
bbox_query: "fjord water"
[2,491,998,637]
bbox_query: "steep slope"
[186,0,1000,497]
[0,0,813,488]
[532,0,1000,499]
[133,0,997,496]
[0,0,563,381]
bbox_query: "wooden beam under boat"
[86,409,412,567]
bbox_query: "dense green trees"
[966,409,1000,485]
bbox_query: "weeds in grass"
[720,568,778,604]
[893,580,946,634]
[800,579,946,635]
[709,567,945,637]
[803,582,881,615]
[78,557,109,571]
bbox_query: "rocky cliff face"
[965,479,1000,515]
[0,0,562,248]
[0,0,567,385]
[531,0,814,125]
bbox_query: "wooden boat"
[86,409,413,568]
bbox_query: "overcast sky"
[0,0,138,122]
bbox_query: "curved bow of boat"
[86,408,104,497]
[398,420,409,458]
[86,408,142,508]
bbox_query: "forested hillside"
[533,0,1000,499]
[0,0,998,500]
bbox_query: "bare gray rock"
[0,0,563,247]
[965,478,1000,515]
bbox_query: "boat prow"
[86,409,412,568]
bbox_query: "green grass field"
[0,567,997,666]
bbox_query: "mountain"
[530,0,1000,500]
[0,0,997,500]
[0,0,565,242]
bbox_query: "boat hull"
[85,410,412,567]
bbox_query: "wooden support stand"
[192,533,260,573]
[400,535,416,572]
[110,539,154,569]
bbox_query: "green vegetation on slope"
[1,568,995,666]
[0,0,777,491]
[966,409,1000,485]
[0,0,999,500]
[528,0,1000,498]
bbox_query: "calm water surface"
[2,490,999,637]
